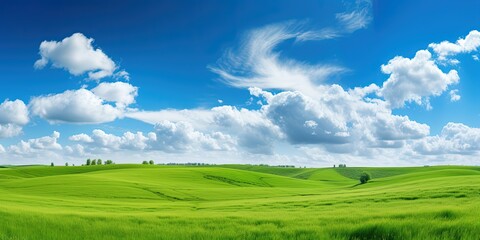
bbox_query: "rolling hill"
[0,164,479,239]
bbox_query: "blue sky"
[1,0,480,166]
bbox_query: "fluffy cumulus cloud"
[125,85,429,159]
[449,89,461,102]
[413,123,480,155]
[29,88,122,124]
[379,50,459,109]
[211,106,281,154]
[0,99,29,138]
[265,90,349,144]
[34,33,128,80]
[8,131,62,156]
[70,129,156,152]
[261,86,429,154]
[127,107,281,154]
[429,30,480,62]
[67,123,235,154]
[92,81,138,108]
[152,120,236,152]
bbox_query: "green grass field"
[1,164,479,239]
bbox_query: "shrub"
[359,172,371,184]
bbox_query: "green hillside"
[1,164,479,239]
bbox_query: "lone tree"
[359,172,371,184]
[149,160,154,165]
[86,159,91,166]
[142,161,149,165]
[50,162,54,167]
[65,162,69,167]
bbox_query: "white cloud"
[449,89,461,102]
[473,55,479,61]
[211,106,281,154]
[0,144,5,153]
[127,106,281,154]
[379,50,459,109]
[0,124,23,138]
[92,81,138,108]
[34,33,128,80]
[127,86,428,157]
[68,133,93,143]
[413,123,480,155]
[0,99,29,125]
[336,0,372,33]
[114,70,130,81]
[209,22,345,97]
[265,90,349,144]
[64,144,86,156]
[152,120,236,152]
[29,88,122,124]
[260,86,428,153]
[429,30,480,62]
[70,129,156,152]
[298,0,372,42]
[0,99,29,138]
[126,109,214,126]
[68,124,235,154]
[8,131,62,156]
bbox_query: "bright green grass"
[1,164,479,239]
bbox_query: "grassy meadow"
[1,164,480,239]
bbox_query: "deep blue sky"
[1,0,480,165]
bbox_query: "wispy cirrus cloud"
[210,21,346,97]
[336,0,372,33]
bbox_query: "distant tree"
[65,162,69,167]
[50,162,54,167]
[142,161,149,165]
[86,159,91,166]
[91,159,97,166]
[97,159,102,165]
[105,160,113,165]
[149,160,154,165]
[359,172,371,184]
